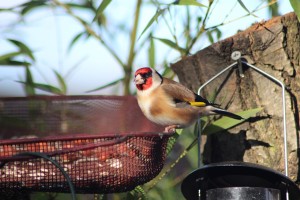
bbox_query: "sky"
[0,0,294,96]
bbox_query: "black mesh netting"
[0,95,172,193]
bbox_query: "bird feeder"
[0,95,171,195]
[181,51,300,200]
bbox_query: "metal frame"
[196,57,289,180]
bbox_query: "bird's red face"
[134,67,153,91]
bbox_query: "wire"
[0,152,77,200]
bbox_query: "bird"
[134,67,243,133]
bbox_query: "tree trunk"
[171,12,300,182]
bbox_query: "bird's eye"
[143,71,152,78]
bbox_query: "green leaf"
[206,28,222,44]
[93,0,112,21]
[172,0,206,7]
[53,70,67,94]
[0,52,23,61]
[139,8,166,39]
[290,0,300,21]
[0,59,31,67]
[153,37,186,54]
[216,28,222,39]
[32,83,63,95]
[0,8,13,12]
[66,3,92,9]
[86,78,123,93]
[8,39,35,61]
[18,81,64,95]
[24,66,35,96]
[237,0,250,13]
[68,31,86,52]
[148,36,155,68]
[206,30,214,43]
[237,0,258,18]
[19,0,48,16]
[203,107,263,135]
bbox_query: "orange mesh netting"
[0,95,172,193]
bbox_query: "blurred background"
[0,0,293,97]
[0,1,297,199]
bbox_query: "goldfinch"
[134,67,243,132]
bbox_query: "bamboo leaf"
[17,81,64,95]
[32,83,63,95]
[237,0,251,13]
[93,0,112,21]
[172,0,206,7]
[0,59,31,67]
[206,28,222,44]
[24,66,35,95]
[153,37,186,53]
[206,30,214,43]
[237,0,258,18]
[139,8,166,39]
[0,52,23,61]
[86,78,123,93]
[203,107,263,135]
[19,0,48,15]
[148,36,155,68]
[0,8,13,12]
[8,39,35,61]
[290,0,300,21]
[68,31,86,52]
[53,70,67,94]
[66,3,92,9]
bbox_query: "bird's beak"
[134,74,144,85]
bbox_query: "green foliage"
[202,107,263,135]
[139,8,167,39]
[24,66,35,95]
[0,0,284,199]
[18,67,67,95]
[173,0,207,7]
[0,39,34,67]
[290,0,300,21]
[87,77,123,93]
[0,0,281,95]
[68,31,88,52]
[237,0,258,18]
[148,36,156,68]
[153,37,186,54]
[206,28,222,44]
[18,0,48,16]
[93,0,112,21]
[7,39,35,61]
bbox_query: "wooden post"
[171,12,300,182]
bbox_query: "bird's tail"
[212,108,243,120]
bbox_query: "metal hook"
[196,58,289,199]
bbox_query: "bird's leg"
[164,125,178,133]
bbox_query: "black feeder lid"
[181,161,300,200]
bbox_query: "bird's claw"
[164,125,177,133]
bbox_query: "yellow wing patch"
[189,102,206,107]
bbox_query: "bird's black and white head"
[134,67,162,91]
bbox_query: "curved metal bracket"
[196,56,288,183]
